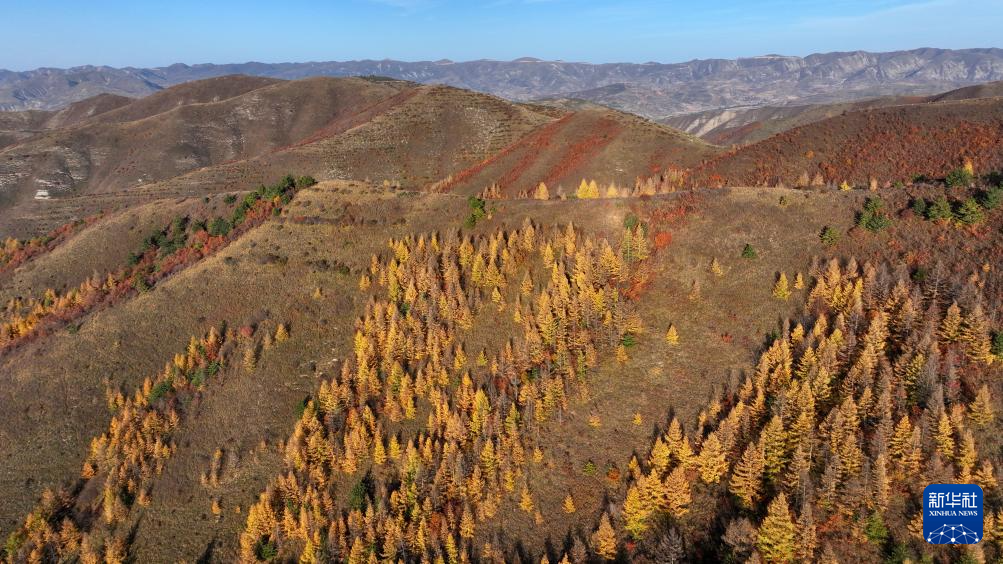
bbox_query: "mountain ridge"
[4,48,1003,117]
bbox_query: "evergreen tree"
[927,196,953,222]
[956,198,985,225]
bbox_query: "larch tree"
[773,273,791,301]
[624,484,652,540]
[961,304,994,364]
[941,302,963,342]
[970,385,994,428]
[697,432,728,484]
[795,502,818,561]
[665,325,679,345]
[275,323,289,342]
[563,494,576,514]
[935,412,956,460]
[710,257,724,277]
[663,466,692,518]
[756,493,796,563]
[592,512,618,560]
[730,442,765,509]
[760,415,789,482]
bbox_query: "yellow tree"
[697,432,728,484]
[534,182,550,200]
[961,304,994,364]
[623,483,651,540]
[730,442,765,508]
[460,504,475,539]
[710,257,724,277]
[563,494,576,514]
[935,412,956,460]
[872,453,890,511]
[662,465,691,518]
[760,416,789,482]
[592,513,617,560]
[665,325,679,345]
[520,485,535,513]
[275,323,289,342]
[577,179,600,199]
[757,493,796,563]
[941,302,962,342]
[773,273,791,301]
[970,385,995,428]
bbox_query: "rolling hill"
[0,75,717,238]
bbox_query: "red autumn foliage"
[653,231,672,250]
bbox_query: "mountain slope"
[3,179,1001,563]
[690,97,1003,186]
[441,107,716,196]
[665,80,1003,145]
[0,76,409,204]
[0,76,719,238]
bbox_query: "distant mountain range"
[3,48,1003,117]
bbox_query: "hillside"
[1,174,1001,563]
[0,76,719,239]
[436,107,716,197]
[690,97,1003,187]
[662,96,925,146]
[4,49,1003,118]
[665,80,1003,146]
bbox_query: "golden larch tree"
[773,273,791,301]
[697,432,728,484]
[592,512,617,560]
[756,493,796,563]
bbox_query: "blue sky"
[3,0,1000,70]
